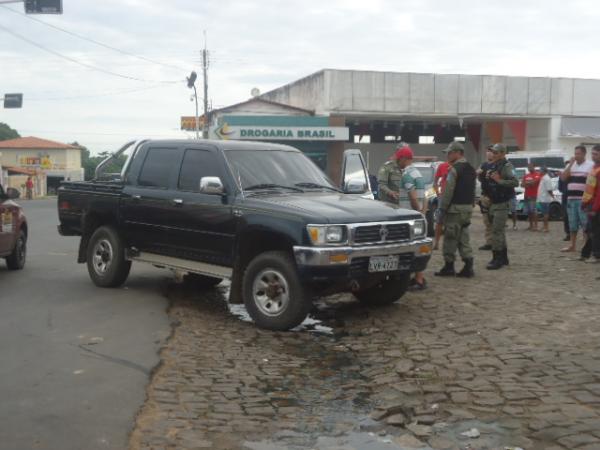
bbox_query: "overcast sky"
[1,0,599,153]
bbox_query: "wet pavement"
[130,214,600,450]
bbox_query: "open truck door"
[341,149,374,200]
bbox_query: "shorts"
[539,202,550,216]
[524,198,538,215]
[509,197,517,213]
[434,207,443,224]
[567,199,588,232]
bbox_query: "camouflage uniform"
[377,160,403,203]
[439,157,474,263]
[486,144,519,270]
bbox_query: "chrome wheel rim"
[252,269,290,317]
[92,239,113,275]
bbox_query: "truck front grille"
[353,223,410,244]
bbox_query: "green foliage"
[0,122,20,141]
[72,142,128,180]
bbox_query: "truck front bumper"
[293,238,433,283]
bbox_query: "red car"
[0,184,27,270]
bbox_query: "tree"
[71,142,127,180]
[0,122,20,141]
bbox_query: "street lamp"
[186,71,199,140]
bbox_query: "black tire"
[86,226,131,287]
[549,203,563,221]
[426,209,435,237]
[242,251,310,331]
[6,230,26,270]
[184,273,222,289]
[354,273,411,306]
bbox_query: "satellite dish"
[250,87,260,98]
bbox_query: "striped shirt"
[567,160,594,200]
[398,165,425,210]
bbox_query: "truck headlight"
[412,219,426,237]
[307,225,347,245]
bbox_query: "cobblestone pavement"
[130,214,600,450]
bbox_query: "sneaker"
[586,257,600,264]
[408,279,427,291]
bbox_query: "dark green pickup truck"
[58,139,432,330]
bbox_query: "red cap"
[394,146,414,160]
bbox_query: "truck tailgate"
[57,181,124,236]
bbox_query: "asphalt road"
[0,199,171,450]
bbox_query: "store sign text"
[214,125,349,141]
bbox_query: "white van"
[506,149,569,171]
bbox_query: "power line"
[27,84,172,101]
[0,4,191,73]
[0,22,185,84]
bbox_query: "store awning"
[4,166,37,176]
[561,117,600,138]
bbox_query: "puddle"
[220,282,335,335]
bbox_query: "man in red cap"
[378,144,428,290]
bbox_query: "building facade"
[0,137,84,196]
[257,69,600,177]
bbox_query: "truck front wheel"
[354,273,411,306]
[86,226,131,287]
[242,251,310,331]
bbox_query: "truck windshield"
[225,149,336,191]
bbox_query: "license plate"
[368,255,399,272]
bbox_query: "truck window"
[178,149,222,192]
[138,148,176,188]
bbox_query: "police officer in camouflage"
[377,148,405,203]
[434,141,477,278]
[486,143,519,270]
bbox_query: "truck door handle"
[172,198,183,206]
[132,194,141,201]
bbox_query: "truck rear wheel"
[242,251,310,331]
[6,230,26,270]
[86,226,131,287]
[354,273,410,306]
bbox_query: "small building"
[0,136,84,196]
[183,98,349,177]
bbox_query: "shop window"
[453,137,466,142]
[384,136,399,141]
[419,136,435,144]
[354,135,371,143]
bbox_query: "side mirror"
[6,187,20,199]
[199,176,224,195]
[344,178,367,194]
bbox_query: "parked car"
[58,140,433,331]
[514,191,563,220]
[0,184,27,270]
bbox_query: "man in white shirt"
[560,145,595,252]
[537,167,555,232]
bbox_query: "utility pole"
[201,31,209,139]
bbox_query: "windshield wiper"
[245,183,304,192]
[294,182,342,192]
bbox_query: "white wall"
[262,69,600,118]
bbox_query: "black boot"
[501,248,509,266]
[456,258,474,278]
[478,244,492,251]
[486,251,504,270]
[434,261,456,276]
